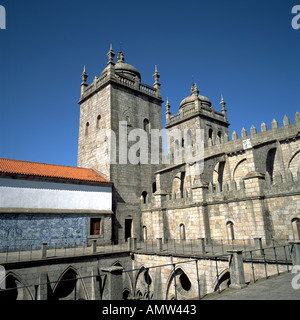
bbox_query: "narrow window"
[152,182,157,193]
[180,223,186,240]
[142,191,148,204]
[85,122,90,136]
[96,115,101,129]
[226,221,235,241]
[143,226,147,241]
[143,119,150,133]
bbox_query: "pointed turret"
[107,43,116,65]
[191,83,200,96]
[80,65,88,96]
[106,43,116,79]
[220,94,228,122]
[165,97,171,122]
[153,65,161,98]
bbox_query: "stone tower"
[165,83,230,151]
[77,45,164,242]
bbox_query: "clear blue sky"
[0,0,299,167]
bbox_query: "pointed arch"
[233,158,247,186]
[288,150,300,180]
[51,266,88,300]
[134,266,153,300]
[165,266,192,300]
[0,271,33,300]
[212,268,231,292]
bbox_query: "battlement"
[206,112,300,154]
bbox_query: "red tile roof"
[0,158,110,184]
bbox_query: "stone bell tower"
[77,45,164,242]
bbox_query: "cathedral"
[0,44,300,252]
[77,45,300,246]
[0,45,300,300]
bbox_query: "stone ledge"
[0,208,114,215]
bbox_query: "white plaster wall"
[0,178,112,211]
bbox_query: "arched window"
[180,223,186,240]
[143,226,147,241]
[85,122,89,136]
[141,191,148,204]
[143,119,150,133]
[226,221,235,241]
[292,218,300,240]
[96,115,101,129]
[208,128,213,139]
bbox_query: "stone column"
[157,238,163,252]
[91,239,97,254]
[198,238,205,254]
[254,237,264,256]
[289,241,300,266]
[37,272,48,300]
[227,250,247,289]
[41,242,47,259]
[100,266,123,300]
[90,266,101,300]
[128,238,137,251]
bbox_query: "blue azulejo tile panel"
[0,213,88,251]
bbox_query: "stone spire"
[165,97,171,122]
[153,65,161,98]
[80,65,88,96]
[220,94,228,122]
[191,83,199,96]
[107,43,116,65]
[106,43,116,78]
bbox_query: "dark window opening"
[179,273,191,291]
[90,218,101,235]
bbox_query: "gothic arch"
[134,266,153,300]
[212,161,226,191]
[288,150,300,180]
[165,266,192,300]
[212,268,231,292]
[0,271,33,300]
[112,261,134,299]
[51,266,88,300]
[233,158,247,184]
